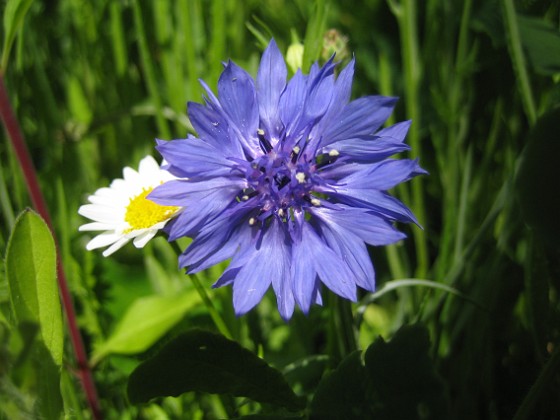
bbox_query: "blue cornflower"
[150,40,426,320]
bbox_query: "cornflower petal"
[316,221,376,292]
[156,137,234,178]
[257,39,287,141]
[218,62,259,143]
[320,96,398,146]
[187,102,241,155]
[231,220,289,316]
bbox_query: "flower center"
[124,187,179,232]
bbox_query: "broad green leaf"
[1,0,34,71]
[5,209,63,367]
[518,14,560,76]
[5,210,63,419]
[35,341,63,419]
[91,290,202,364]
[310,351,369,419]
[127,329,304,411]
[312,325,449,419]
[364,324,448,419]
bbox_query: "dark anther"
[258,129,273,153]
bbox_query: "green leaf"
[1,0,34,71]
[66,75,93,125]
[5,209,63,367]
[127,329,304,411]
[311,325,449,420]
[364,324,448,420]
[360,278,484,310]
[5,209,63,419]
[310,351,369,419]
[518,14,560,76]
[91,290,202,364]
[34,341,63,420]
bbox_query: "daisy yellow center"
[124,187,179,232]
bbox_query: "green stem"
[132,0,171,139]
[386,244,407,279]
[396,0,429,278]
[501,0,537,126]
[169,242,233,339]
[177,0,200,99]
[0,161,15,230]
[189,272,233,340]
[327,293,357,364]
[452,145,472,264]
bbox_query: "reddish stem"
[0,75,102,419]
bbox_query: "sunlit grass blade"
[1,0,33,72]
[359,278,484,312]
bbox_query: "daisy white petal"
[78,155,182,256]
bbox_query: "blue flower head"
[151,40,427,320]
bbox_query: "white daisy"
[78,155,181,256]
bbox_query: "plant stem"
[501,0,537,126]
[189,272,234,340]
[169,241,233,339]
[395,0,429,278]
[0,159,15,230]
[0,75,102,419]
[132,0,171,139]
[327,293,357,365]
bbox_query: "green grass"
[1,0,560,418]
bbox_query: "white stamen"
[278,208,285,217]
[310,198,321,207]
[257,128,265,136]
[328,149,339,157]
[249,217,256,226]
[295,172,306,184]
[242,195,249,201]
[292,146,300,154]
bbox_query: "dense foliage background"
[1,0,559,418]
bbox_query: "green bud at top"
[286,42,304,73]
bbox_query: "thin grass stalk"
[168,240,233,340]
[501,0,537,126]
[0,75,102,419]
[189,272,234,340]
[178,0,201,101]
[132,0,171,139]
[453,145,472,264]
[394,0,429,278]
[378,49,408,280]
[0,161,15,230]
